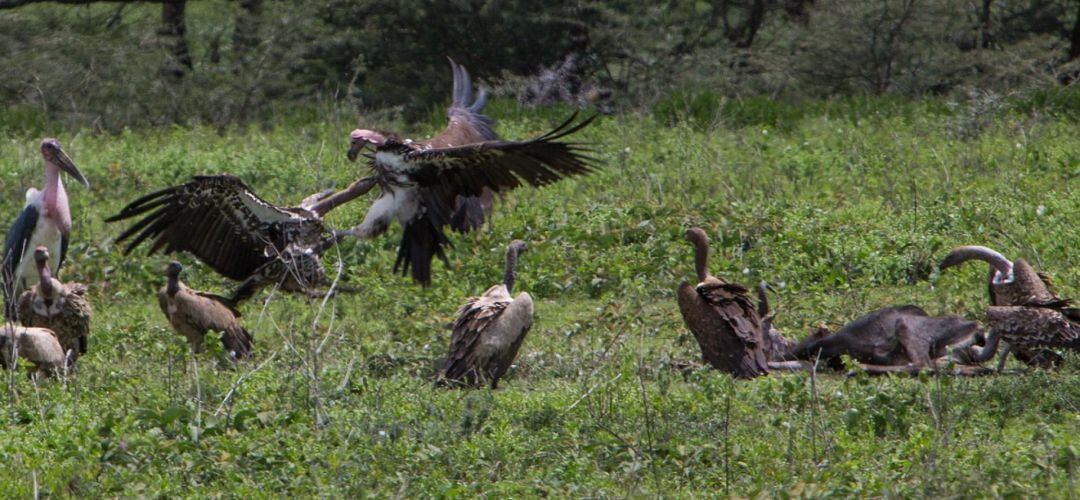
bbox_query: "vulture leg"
[299,188,336,210]
[351,193,396,240]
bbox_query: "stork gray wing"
[3,205,39,317]
[106,175,326,281]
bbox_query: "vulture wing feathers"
[107,175,327,282]
[440,295,511,386]
[677,280,769,379]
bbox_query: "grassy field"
[0,98,1078,497]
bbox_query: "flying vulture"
[17,247,92,361]
[106,174,376,303]
[676,228,769,379]
[157,261,254,360]
[437,240,534,389]
[3,139,90,319]
[346,59,599,285]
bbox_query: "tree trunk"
[159,0,191,79]
[233,0,263,62]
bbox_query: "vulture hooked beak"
[42,138,90,188]
[347,129,386,161]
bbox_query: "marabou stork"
[346,59,599,285]
[3,139,89,319]
[437,240,533,389]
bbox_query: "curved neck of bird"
[692,238,710,283]
[42,161,71,232]
[167,275,180,297]
[37,262,55,300]
[503,247,520,294]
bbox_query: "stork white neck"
[43,160,71,233]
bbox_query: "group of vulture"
[678,228,1078,379]
[0,61,588,387]
[1,61,1076,388]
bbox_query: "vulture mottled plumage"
[106,174,376,303]
[941,245,1078,368]
[17,247,92,360]
[347,59,599,285]
[157,261,254,359]
[438,240,534,389]
[676,228,769,379]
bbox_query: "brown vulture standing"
[106,174,376,303]
[941,245,1077,368]
[17,247,92,360]
[157,261,254,360]
[437,240,534,389]
[676,228,769,379]
[346,59,599,285]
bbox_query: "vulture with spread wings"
[347,59,600,285]
[106,174,376,303]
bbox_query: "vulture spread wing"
[107,175,326,281]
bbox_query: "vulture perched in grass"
[0,325,69,380]
[17,247,92,360]
[676,228,769,379]
[346,59,600,285]
[157,261,254,360]
[941,245,1077,368]
[107,174,376,303]
[3,139,90,319]
[437,240,534,389]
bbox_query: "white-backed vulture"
[3,138,89,319]
[0,325,68,379]
[437,240,534,389]
[17,247,92,359]
[676,228,769,379]
[346,60,599,285]
[157,261,253,360]
[941,245,1077,368]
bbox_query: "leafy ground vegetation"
[0,97,1078,496]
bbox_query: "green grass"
[0,98,1078,496]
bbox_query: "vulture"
[17,247,92,360]
[106,174,377,303]
[346,59,599,285]
[941,245,1077,368]
[3,139,90,319]
[676,228,769,379]
[157,261,254,360]
[0,325,69,380]
[437,240,534,389]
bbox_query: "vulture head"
[503,240,528,294]
[940,245,1057,305]
[347,129,395,161]
[40,138,89,188]
[165,261,183,295]
[32,247,56,304]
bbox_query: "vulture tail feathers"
[395,214,451,286]
[222,325,254,360]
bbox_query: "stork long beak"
[55,147,90,188]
